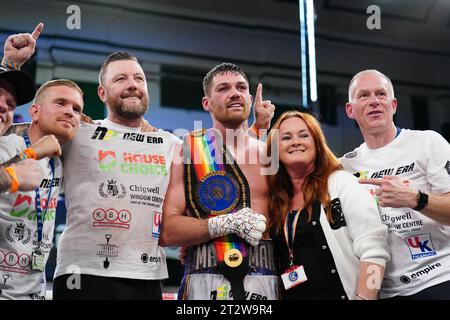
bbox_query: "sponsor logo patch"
[152,212,162,238]
[97,234,118,269]
[98,180,126,199]
[405,233,437,259]
[344,151,357,159]
[4,223,32,245]
[92,208,132,229]
[400,262,442,284]
[91,126,118,141]
[0,250,31,274]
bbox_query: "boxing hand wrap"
[208,207,267,246]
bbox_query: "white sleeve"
[424,131,450,194]
[0,135,26,162]
[329,170,390,267]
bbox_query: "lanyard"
[283,208,301,267]
[23,135,55,244]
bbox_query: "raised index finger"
[31,22,44,40]
[358,178,386,186]
[255,83,263,105]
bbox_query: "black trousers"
[53,274,162,300]
[384,280,450,300]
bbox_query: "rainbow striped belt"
[184,129,251,299]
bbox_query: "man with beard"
[52,52,180,299]
[159,63,279,300]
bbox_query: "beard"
[220,111,248,128]
[38,119,76,145]
[214,104,250,129]
[54,127,75,145]
[108,92,149,120]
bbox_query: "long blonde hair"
[266,111,342,235]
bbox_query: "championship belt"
[184,128,251,300]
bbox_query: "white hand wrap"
[207,207,267,246]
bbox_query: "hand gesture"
[3,23,43,68]
[252,83,275,130]
[359,175,417,208]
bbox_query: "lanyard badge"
[281,265,308,290]
[32,250,45,272]
[282,209,308,290]
[24,135,55,272]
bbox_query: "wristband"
[1,57,18,70]
[20,148,37,160]
[250,126,262,139]
[4,167,19,193]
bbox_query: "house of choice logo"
[9,194,57,221]
[152,212,162,239]
[97,150,168,176]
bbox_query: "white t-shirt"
[341,129,450,298]
[55,119,180,280]
[0,134,63,300]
